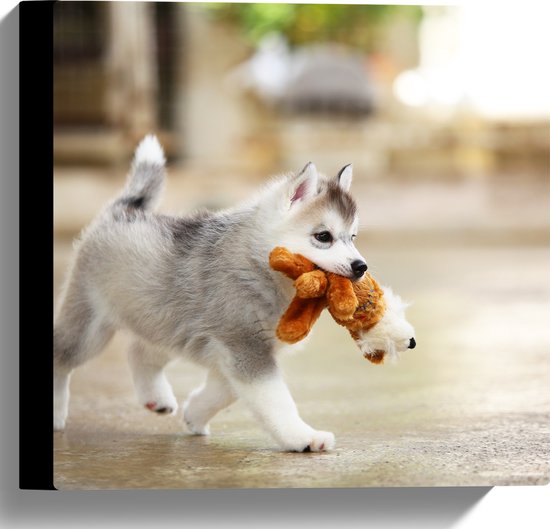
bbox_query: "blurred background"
[54,1,550,239]
[53,2,550,487]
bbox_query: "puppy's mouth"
[363,349,386,364]
[336,266,362,282]
[317,264,357,281]
[339,272,361,282]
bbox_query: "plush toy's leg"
[127,337,178,415]
[327,273,358,320]
[294,270,328,298]
[182,368,236,435]
[276,296,327,343]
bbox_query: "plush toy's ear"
[290,162,319,207]
[336,164,352,192]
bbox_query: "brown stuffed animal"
[269,247,387,363]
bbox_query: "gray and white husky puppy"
[54,135,369,452]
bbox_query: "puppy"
[54,135,368,452]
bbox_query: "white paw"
[182,399,210,435]
[133,371,178,415]
[142,396,178,415]
[53,416,66,431]
[54,373,70,431]
[280,428,335,453]
[139,386,178,415]
[54,399,68,431]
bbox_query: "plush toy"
[269,247,416,364]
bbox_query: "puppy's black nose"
[351,260,368,278]
[408,337,416,349]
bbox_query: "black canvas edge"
[19,0,56,490]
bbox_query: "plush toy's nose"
[351,260,368,278]
[408,337,416,349]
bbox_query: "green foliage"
[203,3,423,50]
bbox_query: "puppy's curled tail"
[114,134,166,212]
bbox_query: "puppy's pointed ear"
[290,162,318,206]
[336,164,352,192]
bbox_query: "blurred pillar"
[105,2,158,147]
[176,6,261,171]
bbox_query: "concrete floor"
[54,236,550,489]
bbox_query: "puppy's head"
[352,287,416,364]
[276,163,368,280]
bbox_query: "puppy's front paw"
[302,430,335,452]
[281,428,335,453]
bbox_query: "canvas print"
[53,2,550,489]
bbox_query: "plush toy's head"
[351,286,416,364]
[327,271,416,364]
[327,271,386,333]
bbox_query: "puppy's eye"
[351,234,357,241]
[314,231,333,243]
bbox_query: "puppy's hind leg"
[183,368,236,435]
[54,289,115,430]
[127,338,178,415]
